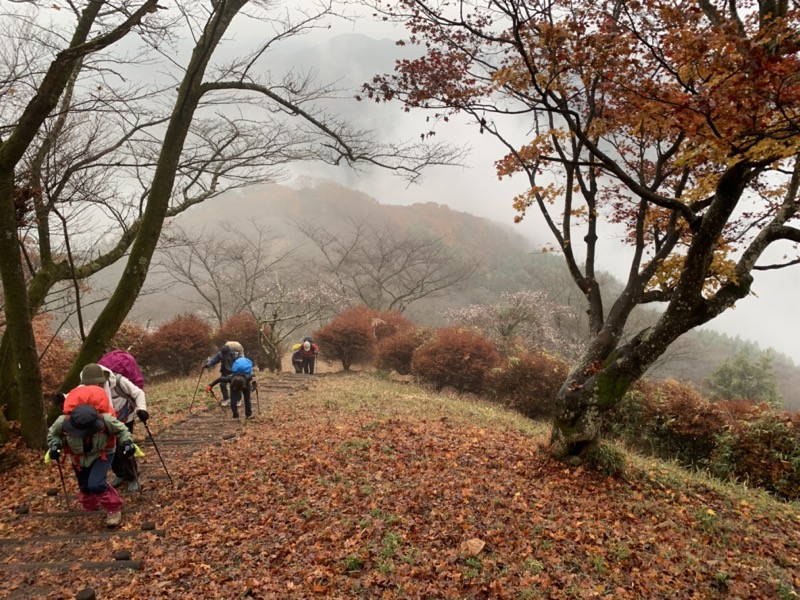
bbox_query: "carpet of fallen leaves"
[1,372,799,599]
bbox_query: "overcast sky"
[14,2,798,364]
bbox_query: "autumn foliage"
[137,313,212,377]
[107,321,149,357]
[33,314,76,394]
[374,327,429,375]
[485,351,570,419]
[314,305,377,371]
[411,327,501,393]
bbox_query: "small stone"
[114,549,132,561]
[141,521,156,531]
[15,505,30,514]
[222,434,236,440]
[46,488,59,497]
[75,588,96,600]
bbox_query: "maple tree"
[364,0,800,462]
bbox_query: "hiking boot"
[110,476,125,488]
[127,480,140,492]
[221,400,231,407]
[106,510,122,528]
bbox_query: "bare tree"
[1,0,464,446]
[296,218,479,312]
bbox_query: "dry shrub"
[484,351,569,420]
[374,327,430,375]
[314,305,377,371]
[34,314,76,394]
[108,321,149,356]
[138,313,213,377]
[712,412,800,501]
[411,327,501,393]
[214,312,267,369]
[372,310,415,341]
[606,378,729,466]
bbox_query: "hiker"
[46,404,135,528]
[291,347,303,373]
[204,343,238,406]
[61,363,115,416]
[207,355,254,419]
[98,364,148,492]
[300,338,319,374]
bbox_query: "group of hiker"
[45,336,319,529]
[46,357,148,528]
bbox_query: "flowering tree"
[446,291,583,359]
[366,0,800,462]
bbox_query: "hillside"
[77,181,800,409]
[2,373,798,598]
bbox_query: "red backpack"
[98,350,145,390]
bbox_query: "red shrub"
[138,313,213,377]
[411,327,501,393]
[34,314,77,394]
[484,351,569,419]
[108,321,149,356]
[374,327,430,375]
[372,310,415,341]
[314,305,377,371]
[214,312,267,369]
[711,412,800,500]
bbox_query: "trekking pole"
[54,459,72,512]
[188,366,206,413]
[141,420,174,487]
[208,387,227,416]
[253,380,261,415]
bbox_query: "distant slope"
[82,181,800,410]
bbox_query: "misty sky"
[11,3,797,364]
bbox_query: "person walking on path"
[98,364,148,492]
[46,404,135,528]
[204,344,239,406]
[206,356,254,419]
[61,363,115,416]
[300,338,319,374]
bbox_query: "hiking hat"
[80,363,109,385]
[62,404,104,436]
[303,341,311,351]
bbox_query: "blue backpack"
[230,357,253,376]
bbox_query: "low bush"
[372,310,415,341]
[711,412,800,501]
[108,321,149,356]
[138,313,213,377]
[411,327,501,393]
[605,378,729,467]
[314,305,377,371]
[484,351,569,420]
[374,327,430,375]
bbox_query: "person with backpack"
[204,343,238,407]
[206,355,254,419]
[291,347,304,373]
[96,363,148,492]
[300,337,319,374]
[61,364,115,416]
[46,403,135,528]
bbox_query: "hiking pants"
[111,421,138,482]
[74,450,122,513]
[219,369,231,401]
[292,360,303,373]
[302,356,315,374]
[231,387,252,418]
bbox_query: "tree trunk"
[61,1,249,389]
[0,170,46,447]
